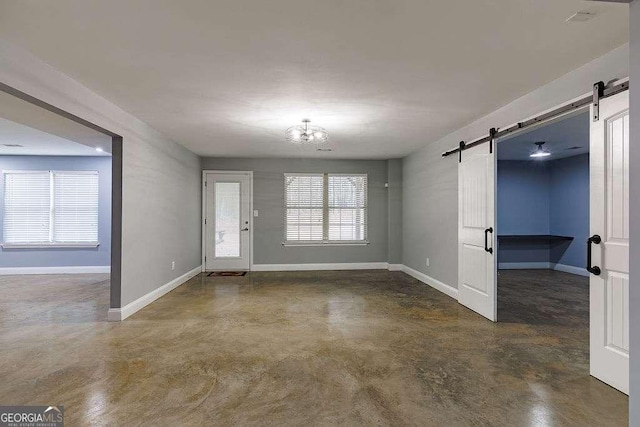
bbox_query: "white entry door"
[204,171,252,271]
[458,144,496,321]
[589,90,629,394]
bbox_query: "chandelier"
[285,119,328,144]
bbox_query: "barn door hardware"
[441,79,628,158]
[592,81,605,122]
[587,234,601,276]
[484,227,493,254]
[458,141,465,163]
[489,128,497,154]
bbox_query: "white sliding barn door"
[590,90,629,394]
[458,144,496,321]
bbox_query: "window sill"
[282,241,369,247]
[1,242,100,249]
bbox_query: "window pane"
[286,208,323,241]
[54,172,99,243]
[215,182,240,257]
[328,208,366,241]
[285,174,324,241]
[328,175,367,241]
[3,172,51,244]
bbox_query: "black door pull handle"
[484,227,493,254]
[587,234,601,276]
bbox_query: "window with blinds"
[284,173,368,244]
[2,171,99,246]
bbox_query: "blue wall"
[549,154,590,268]
[497,154,589,269]
[0,156,111,268]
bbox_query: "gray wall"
[201,157,389,265]
[629,0,639,423]
[402,45,629,289]
[387,159,403,264]
[0,155,111,268]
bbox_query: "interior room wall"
[402,44,628,290]
[387,159,403,264]
[549,154,590,268]
[497,160,551,266]
[628,0,639,421]
[200,157,389,266]
[0,155,111,269]
[0,41,202,309]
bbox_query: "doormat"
[208,271,247,277]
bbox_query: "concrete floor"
[0,270,628,425]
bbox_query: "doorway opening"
[496,97,629,395]
[0,84,122,321]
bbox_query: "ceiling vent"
[2,144,23,147]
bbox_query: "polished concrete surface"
[0,270,628,425]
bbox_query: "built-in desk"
[497,235,574,243]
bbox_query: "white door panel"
[590,90,629,394]
[458,144,496,321]
[204,172,252,271]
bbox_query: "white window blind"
[328,175,367,242]
[2,170,99,246]
[3,172,51,244]
[53,172,99,243]
[285,174,324,242]
[284,173,368,244]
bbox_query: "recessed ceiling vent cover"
[2,144,23,147]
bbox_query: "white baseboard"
[400,265,458,300]
[107,265,201,322]
[0,265,111,275]
[552,263,589,277]
[252,262,389,272]
[498,262,588,277]
[498,262,551,270]
[387,264,403,271]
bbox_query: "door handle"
[587,234,601,275]
[484,227,493,254]
[241,227,249,231]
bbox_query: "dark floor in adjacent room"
[0,270,628,425]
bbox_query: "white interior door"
[589,90,629,394]
[204,171,252,271]
[458,144,496,321]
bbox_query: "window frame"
[2,170,100,249]
[283,172,369,246]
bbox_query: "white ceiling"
[0,117,110,156]
[0,90,112,156]
[497,111,589,161]
[0,0,629,159]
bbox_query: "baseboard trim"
[252,262,389,272]
[552,263,589,277]
[0,266,111,275]
[400,265,458,300]
[387,264,403,271]
[498,262,551,270]
[107,265,201,322]
[498,262,588,277]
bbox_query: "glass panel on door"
[215,182,241,258]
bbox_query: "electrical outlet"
[426,257,430,267]
[171,261,175,271]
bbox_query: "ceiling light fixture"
[285,119,328,144]
[530,141,551,158]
